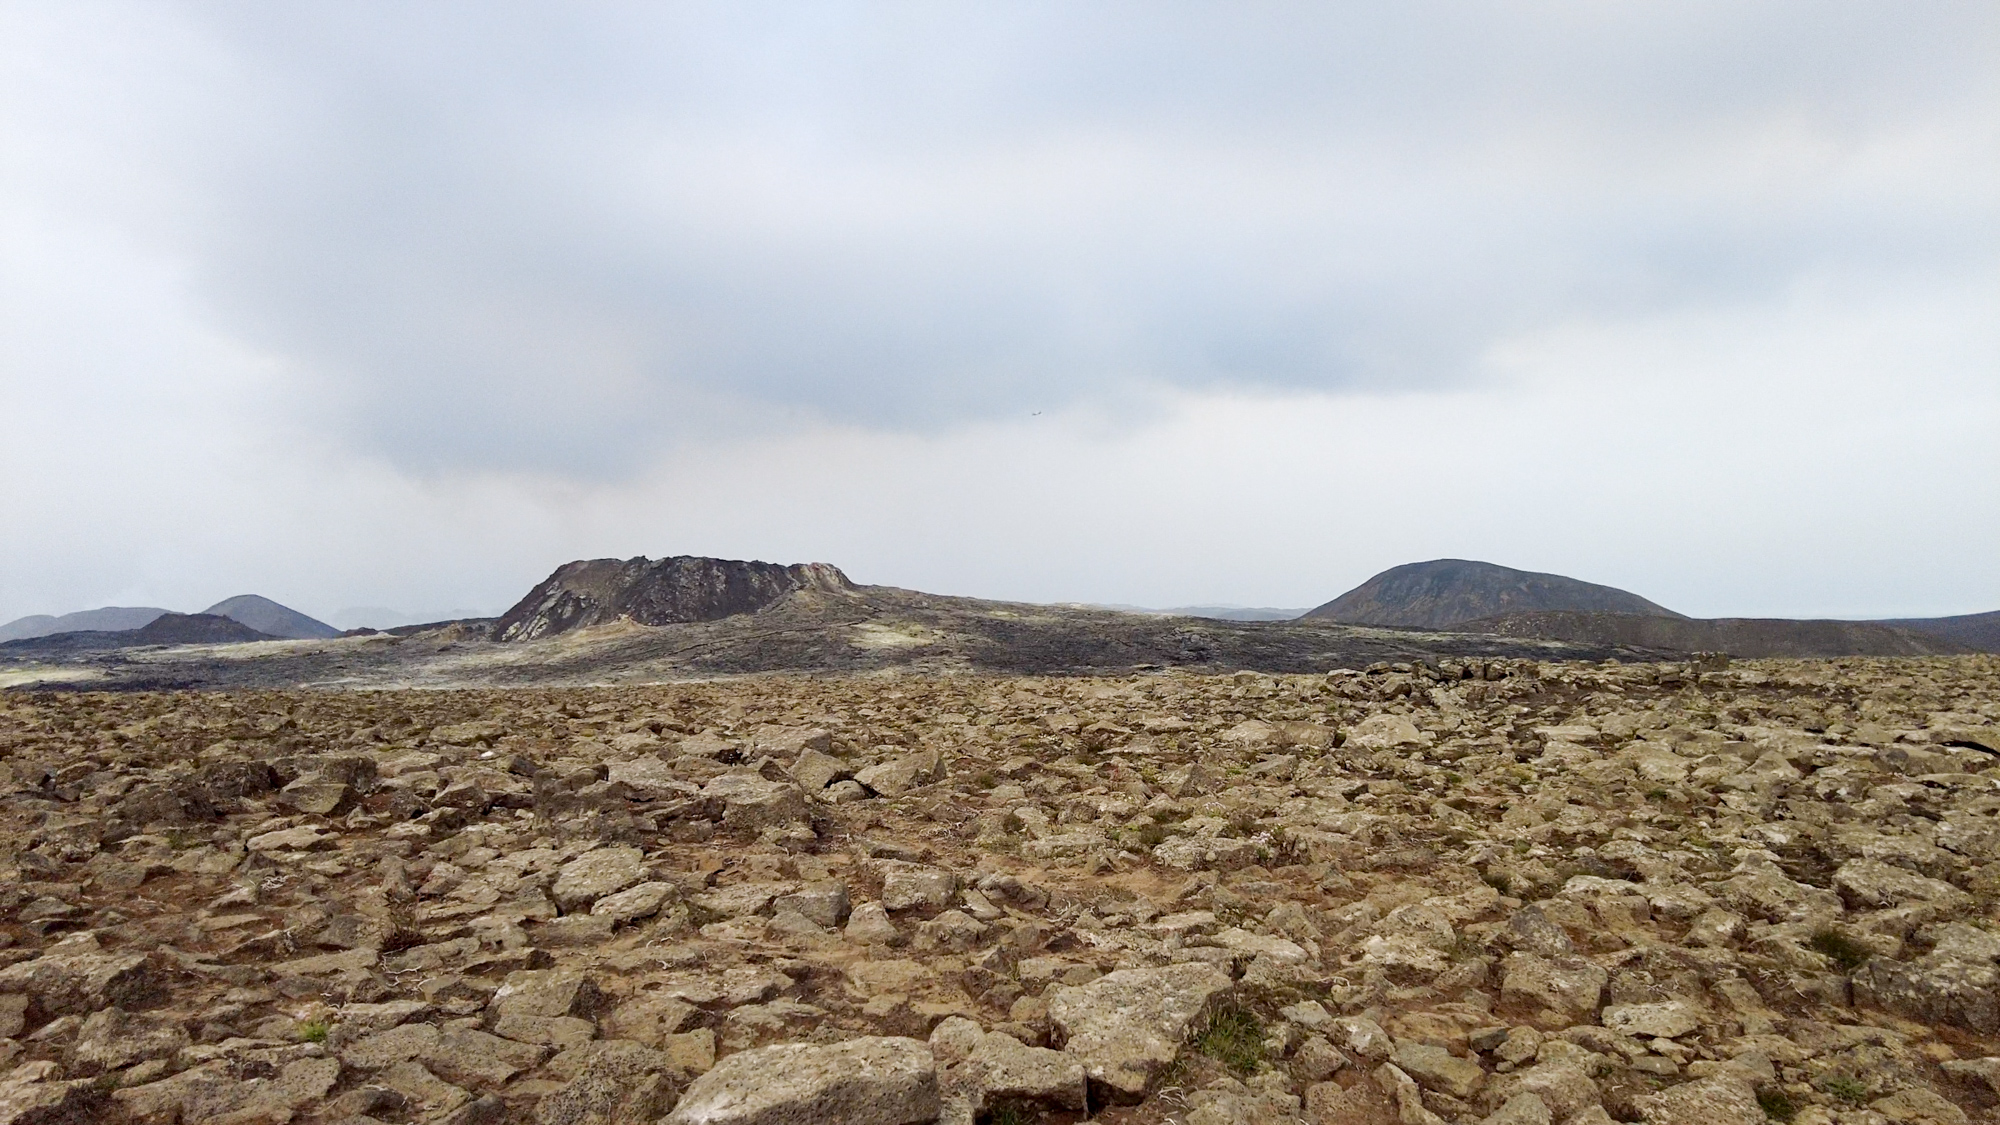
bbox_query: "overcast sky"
[3,1,1997,627]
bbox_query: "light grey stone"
[551,847,646,912]
[662,1036,939,1125]
[1047,962,1233,1103]
[1633,1077,1762,1125]
[1601,1001,1700,1039]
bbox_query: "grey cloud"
[15,1,1998,475]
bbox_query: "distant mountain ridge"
[2,595,334,645]
[0,613,276,654]
[0,606,170,642]
[1306,559,1684,628]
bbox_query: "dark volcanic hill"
[1305,559,1684,628]
[1876,610,2000,654]
[202,595,340,640]
[1463,610,1970,659]
[493,556,858,642]
[133,613,277,645]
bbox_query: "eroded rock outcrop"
[493,555,854,642]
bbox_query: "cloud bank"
[2,2,1996,624]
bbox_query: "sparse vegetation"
[1193,1004,1265,1076]
[1125,820,1167,850]
[296,1019,330,1044]
[1820,1075,1870,1106]
[1757,1088,1796,1121]
[1808,928,1872,972]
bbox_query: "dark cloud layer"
[20,1,1992,475]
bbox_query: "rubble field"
[0,654,1996,1125]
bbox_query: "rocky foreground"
[0,655,1996,1125]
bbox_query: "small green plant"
[1820,1075,1869,1106]
[1808,929,1871,972]
[1757,1088,1797,1122]
[1645,788,1671,802]
[972,772,998,790]
[1193,1004,1265,1076]
[296,1019,330,1044]
[1481,870,1513,895]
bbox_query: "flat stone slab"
[1047,962,1233,1103]
[1602,1001,1701,1039]
[662,1036,938,1125]
[552,847,645,911]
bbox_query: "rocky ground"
[0,654,1997,1125]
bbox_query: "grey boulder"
[1048,962,1233,1103]
[662,1036,938,1125]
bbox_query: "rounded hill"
[202,595,340,640]
[1304,558,1684,629]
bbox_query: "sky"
[3,1,1997,628]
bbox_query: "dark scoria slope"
[494,556,856,641]
[135,613,276,644]
[1463,610,1970,659]
[1306,559,1684,628]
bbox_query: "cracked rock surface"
[0,654,1994,1124]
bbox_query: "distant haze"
[1,3,1994,623]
